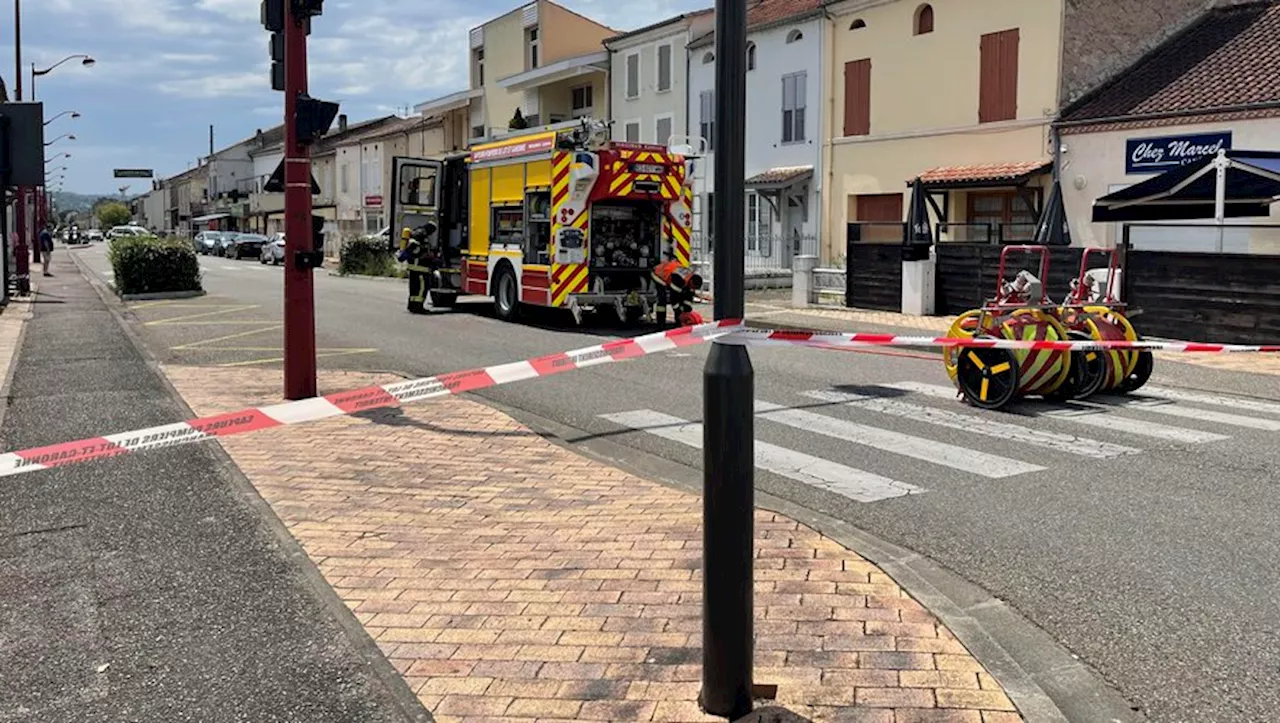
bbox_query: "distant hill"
[50,191,129,214]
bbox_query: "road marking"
[216,349,378,367]
[1087,395,1280,431]
[218,265,242,271]
[1136,385,1280,418]
[754,400,1042,478]
[805,387,1140,459]
[600,410,923,503]
[171,325,284,350]
[882,381,1228,445]
[144,304,260,326]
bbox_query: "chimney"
[338,114,348,132]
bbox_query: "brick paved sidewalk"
[165,365,1024,723]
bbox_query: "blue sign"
[1125,131,1232,175]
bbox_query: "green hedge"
[338,235,404,278]
[108,236,203,295]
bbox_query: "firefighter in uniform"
[398,222,440,314]
[650,253,705,327]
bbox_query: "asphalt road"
[77,244,1280,722]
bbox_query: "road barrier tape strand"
[721,329,1280,354]
[0,320,743,480]
[3,320,1277,479]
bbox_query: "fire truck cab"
[388,119,695,324]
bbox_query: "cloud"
[194,0,261,22]
[160,52,223,64]
[157,72,267,99]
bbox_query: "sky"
[15,0,709,196]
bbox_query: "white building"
[604,9,714,147]
[686,0,826,273]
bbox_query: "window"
[702,51,714,64]
[655,115,673,147]
[340,163,349,193]
[471,125,485,138]
[843,59,871,137]
[914,4,934,35]
[979,29,1019,123]
[850,18,867,30]
[746,192,772,251]
[657,43,672,92]
[571,84,593,117]
[746,42,756,71]
[526,27,540,69]
[699,90,715,151]
[785,29,803,43]
[782,72,807,143]
[624,121,641,143]
[967,190,1039,241]
[473,48,484,87]
[625,52,640,99]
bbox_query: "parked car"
[84,230,104,243]
[260,233,285,265]
[215,232,238,256]
[195,230,223,255]
[227,233,267,259]
[107,225,150,240]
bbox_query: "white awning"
[191,213,231,223]
[497,51,609,91]
[413,88,482,116]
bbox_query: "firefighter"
[398,222,439,314]
[650,253,704,327]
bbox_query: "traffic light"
[293,214,326,269]
[269,32,285,91]
[260,0,283,31]
[290,0,324,18]
[295,94,340,146]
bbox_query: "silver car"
[260,233,285,265]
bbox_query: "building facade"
[414,0,615,147]
[605,10,714,147]
[688,0,826,272]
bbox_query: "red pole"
[13,0,30,294]
[282,1,316,400]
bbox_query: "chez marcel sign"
[1125,131,1232,174]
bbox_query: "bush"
[108,236,203,295]
[338,235,404,278]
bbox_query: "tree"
[96,201,132,229]
[508,108,529,130]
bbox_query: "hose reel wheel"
[955,345,1020,410]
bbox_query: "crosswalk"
[598,381,1280,504]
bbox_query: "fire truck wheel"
[493,267,520,321]
[430,290,458,308]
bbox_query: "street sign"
[263,157,321,194]
[364,194,383,207]
[113,169,154,178]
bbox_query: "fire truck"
[388,119,695,324]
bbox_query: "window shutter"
[979,32,998,123]
[980,29,1018,123]
[999,29,1019,121]
[843,59,871,136]
[657,45,672,91]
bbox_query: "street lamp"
[44,110,80,126]
[44,153,70,164]
[44,132,75,146]
[31,54,95,100]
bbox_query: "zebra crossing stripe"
[599,410,923,503]
[804,387,1140,459]
[1137,386,1280,418]
[1086,395,1280,431]
[753,401,1043,479]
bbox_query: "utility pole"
[13,0,29,294]
[700,0,752,718]
[283,0,316,399]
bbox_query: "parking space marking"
[215,349,378,367]
[171,325,284,350]
[143,305,261,326]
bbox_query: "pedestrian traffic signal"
[260,0,283,31]
[270,32,285,91]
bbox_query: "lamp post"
[31,55,95,100]
[43,110,80,126]
[44,132,75,146]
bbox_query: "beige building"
[414,1,615,146]
[333,116,447,238]
[823,0,1220,260]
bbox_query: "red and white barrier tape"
[3,319,1278,479]
[0,320,742,479]
[721,329,1280,354]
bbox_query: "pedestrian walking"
[39,226,54,277]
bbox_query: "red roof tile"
[917,161,1051,186]
[1061,1,1280,124]
[746,165,813,185]
[689,0,825,47]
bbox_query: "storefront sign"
[364,195,383,207]
[1125,131,1232,174]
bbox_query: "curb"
[116,289,208,302]
[68,250,434,723]
[327,270,406,283]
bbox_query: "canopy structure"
[1033,179,1071,245]
[1092,150,1280,223]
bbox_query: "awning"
[745,165,812,190]
[917,161,1051,189]
[1092,150,1280,222]
[191,213,231,223]
[497,51,609,91]
[412,88,481,116]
